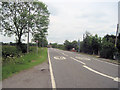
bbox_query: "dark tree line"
[51,32,120,60]
[80,32,120,59]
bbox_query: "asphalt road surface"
[48,48,120,88]
[2,61,51,88]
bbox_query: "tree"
[1,1,49,51]
[50,43,58,48]
[81,32,93,54]
[100,35,117,59]
[32,2,49,47]
[91,34,101,55]
[32,33,48,47]
[81,32,102,55]
[1,2,30,48]
[71,40,78,51]
[64,40,73,50]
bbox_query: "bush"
[100,41,116,59]
[2,45,22,58]
[2,45,37,65]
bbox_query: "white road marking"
[93,59,118,67]
[48,49,56,89]
[53,49,119,82]
[83,65,120,82]
[62,53,68,56]
[75,57,91,61]
[70,57,86,65]
[54,56,66,60]
[85,58,91,60]
[70,57,120,82]
[113,77,120,82]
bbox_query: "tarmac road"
[48,48,120,88]
[2,48,120,89]
[2,61,51,88]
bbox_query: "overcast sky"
[0,0,119,44]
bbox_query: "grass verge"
[2,47,48,80]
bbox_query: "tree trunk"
[17,36,22,50]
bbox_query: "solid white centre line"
[48,49,56,89]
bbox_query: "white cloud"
[1,0,119,44]
[45,1,118,43]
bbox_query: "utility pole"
[115,24,119,47]
[36,40,38,54]
[113,24,119,60]
[27,4,30,53]
[78,39,80,53]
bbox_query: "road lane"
[56,49,119,78]
[48,48,119,88]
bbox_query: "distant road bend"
[48,48,120,88]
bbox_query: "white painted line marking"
[70,57,86,65]
[48,49,56,89]
[70,56,120,82]
[75,57,91,61]
[54,56,66,60]
[62,53,68,56]
[83,65,120,82]
[94,59,118,67]
[113,77,120,82]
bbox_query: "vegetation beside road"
[2,46,47,80]
[1,1,50,80]
[1,1,49,51]
[50,31,120,61]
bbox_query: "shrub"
[100,39,116,59]
[2,45,22,58]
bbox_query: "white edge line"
[48,49,56,89]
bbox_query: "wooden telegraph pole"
[78,39,80,53]
[115,24,119,47]
[27,4,30,53]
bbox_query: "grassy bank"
[2,47,48,80]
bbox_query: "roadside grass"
[2,47,48,80]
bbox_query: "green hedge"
[2,45,22,58]
[2,45,37,64]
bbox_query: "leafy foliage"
[1,1,49,50]
[2,45,36,64]
[81,32,120,59]
[100,35,117,59]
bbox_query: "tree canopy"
[1,1,49,50]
